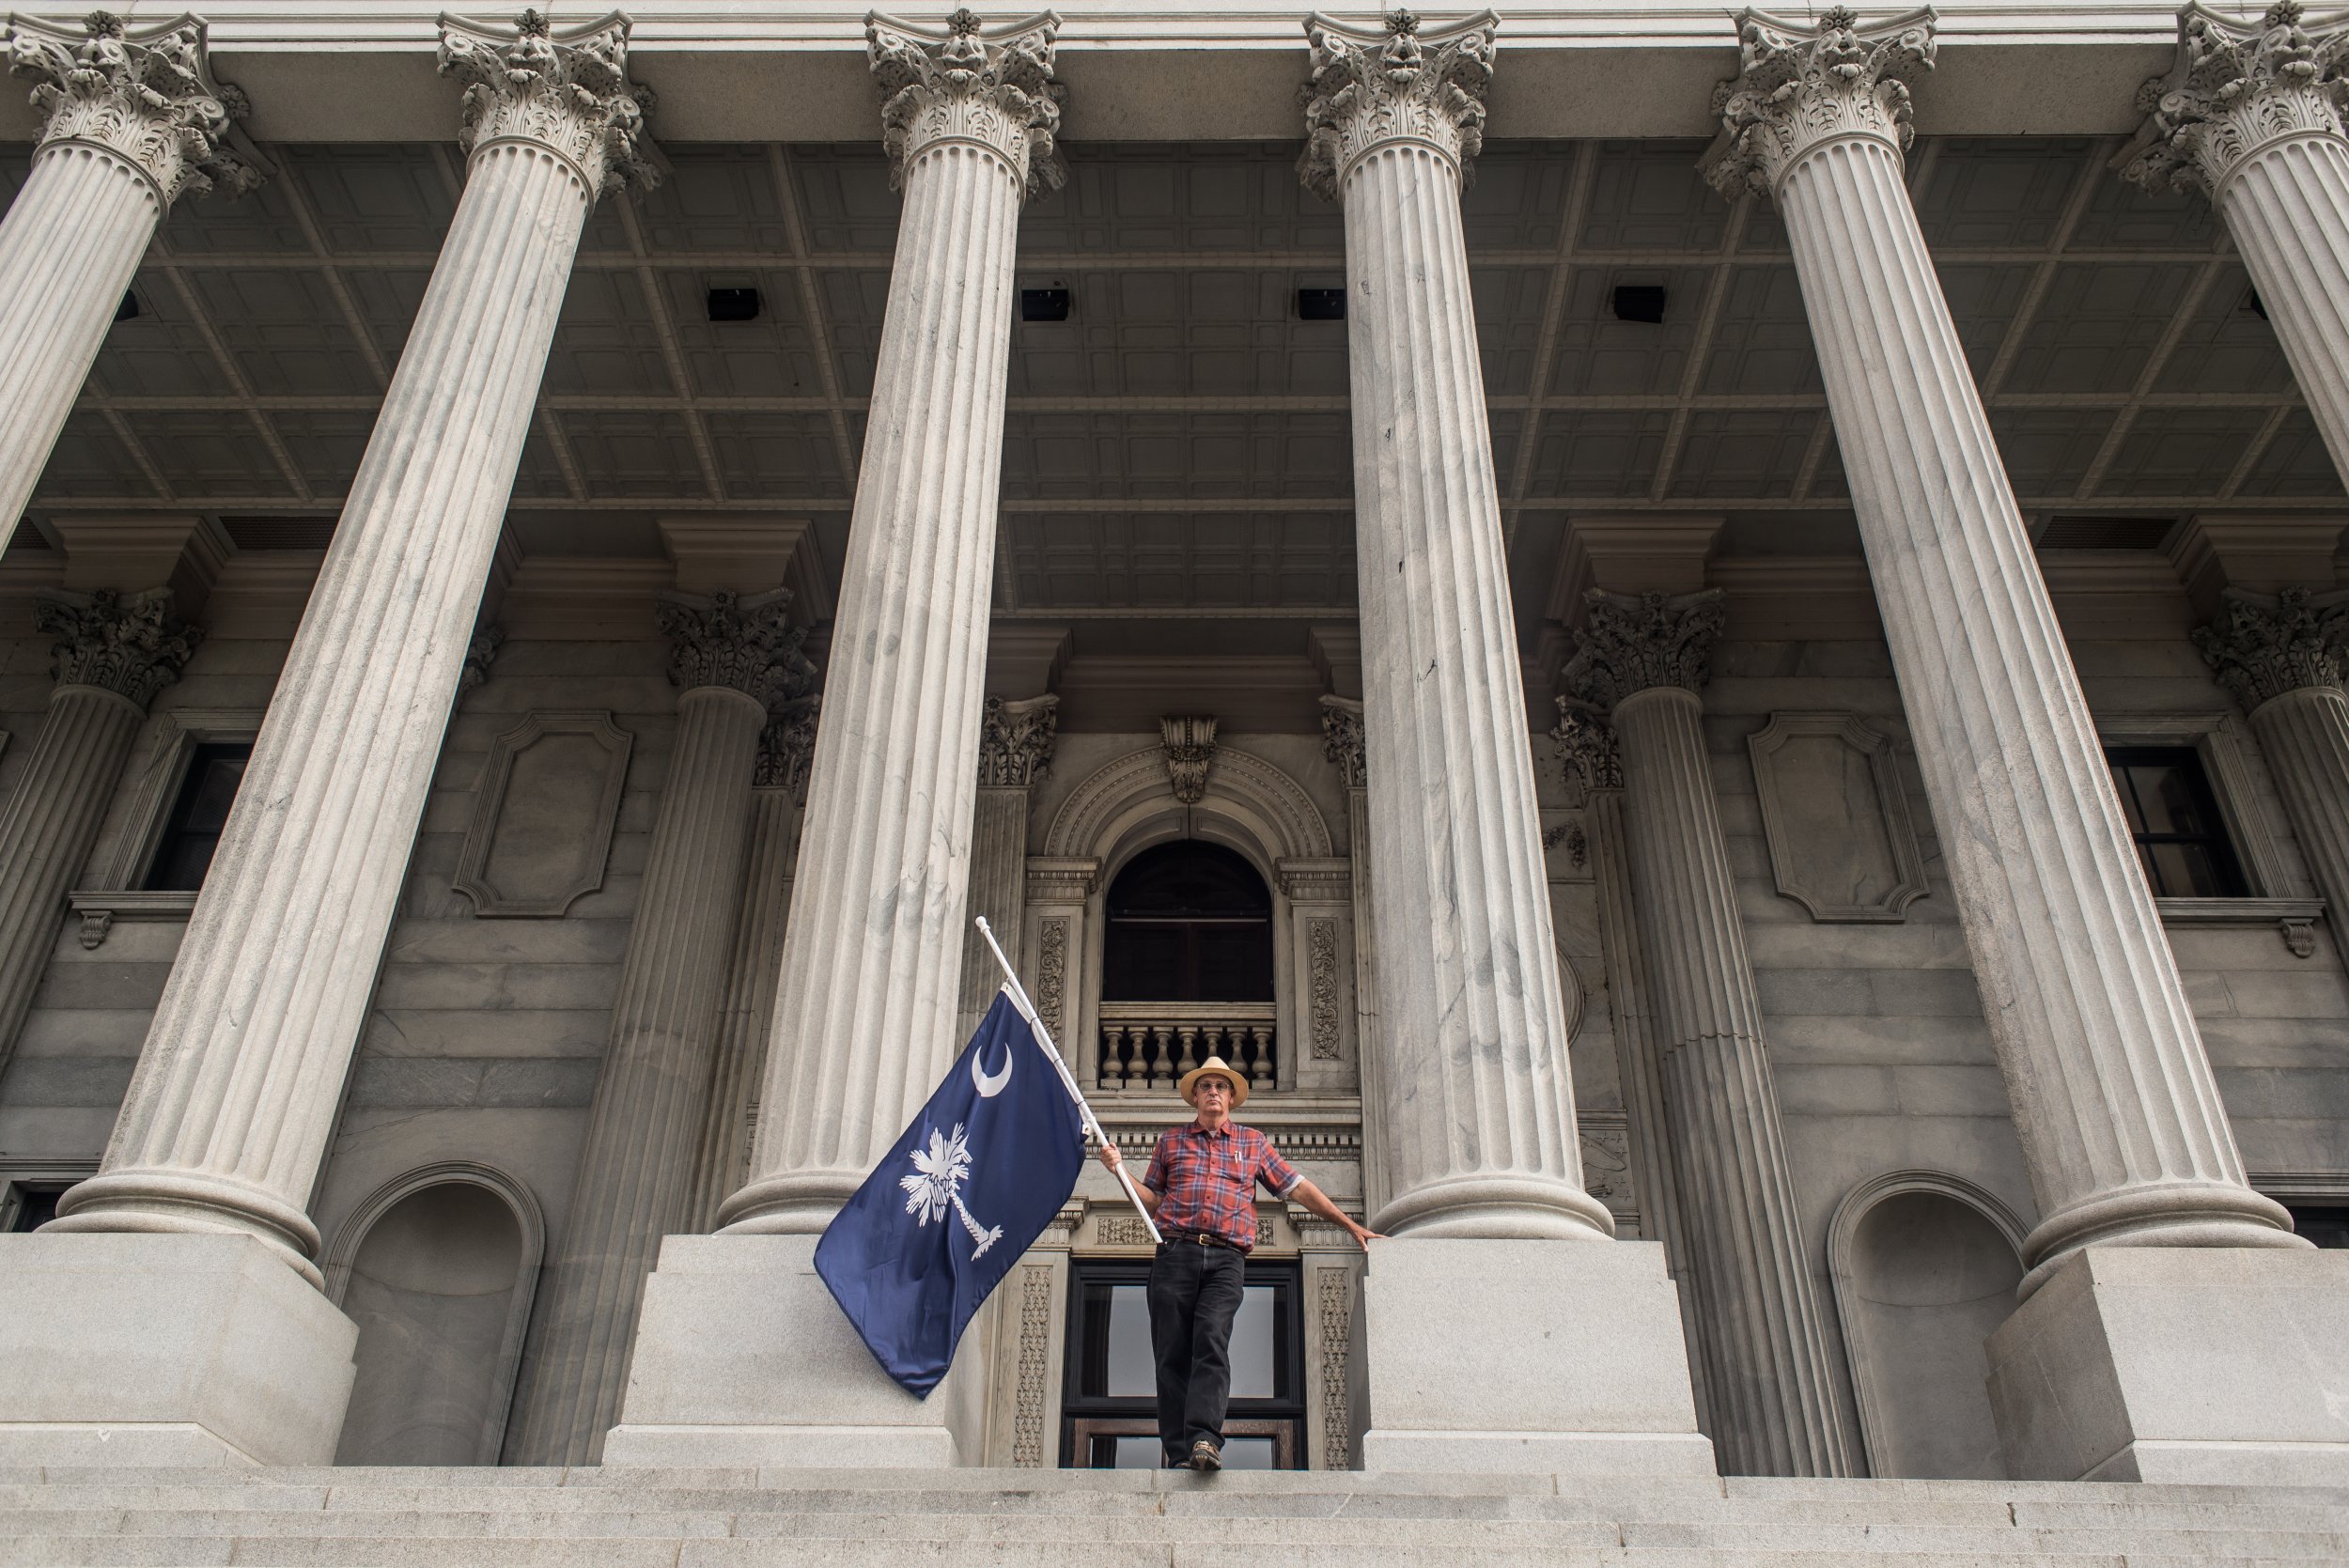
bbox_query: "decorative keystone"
[655,587,818,715]
[1299,8,1498,200]
[2121,2,2349,202]
[2193,584,2349,710]
[1703,6,1937,200]
[1558,588,1727,713]
[1549,700,1625,793]
[755,694,822,800]
[439,8,660,199]
[4,10,260,204]
[867,8,1066,201]
[977,693,1059,786]
[1160,714,1218,805]
[34,586,202,708]
[1319,693,1366,788]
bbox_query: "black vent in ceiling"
[707,287,761,322]
[1612,284,1668,324]
[1020,287,1070,321]
[1297,287,1346,321]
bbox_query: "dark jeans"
[1146,1239,1245,1463]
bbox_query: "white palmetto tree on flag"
[901,1123,1003,1259]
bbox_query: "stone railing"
[1096,1001,1275,1094]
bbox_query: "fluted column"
[956,694,1058,1039]
[1562,594,1854,1476]
[48,11,657,1278]
[720,11,1061,1234]
[0,13,257,534]
[1707,8,2299,1293]
[1319,694,1392,1217]
[1302,9,1611,1242]
[0,590,199,1078]
[2124,4,2349,489]
[508,591,814,1466]
[2198,587,2349,953]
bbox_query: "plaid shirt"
[1143,1121,1300,1253]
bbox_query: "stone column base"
[1359,1236,1717,1476]
[0,1233,357,1467]
[602,1234,981,1467]
[1987,1246,2349,1484]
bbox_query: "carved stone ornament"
[1308,917,1342,1061]
[459,624,506,697]
[755,693,822,798]
[1318,693,1366,788]
[1558,589,1727,714]
[1160,714,1219,805]
[3,10,260,205]
[34,587,201,709]
[1703,6,1937,200]
[2122,2,2349,202]
[654,587,817,716]
[1549,699,1625,793]
[866,8,1066,201]
[978,693,1059,786]
[2193,584,2349,710]
[438,8,660,200]
[1298,8,1499,201]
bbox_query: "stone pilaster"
[957,694,1058,1037]
[0,12,257,544]
[2124,4,2349,490]
[507,590,812,1466]
[48,9,657,1278]
[1706,8,2298,1295]
[0,589,199,1079]
[1562,590,1856,1477]
[1318,693,1389,1214]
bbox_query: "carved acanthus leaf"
[1160,714,1219,805]
[2193,584,2349,710]
[755,694,822,798]
[1559,589,1726,713]
[438,8,659,199]
[1549,700,1625,793]
[867,8,1066,201]
[34,587,201,708]
[1298,8,1498,201]
[655,587,817,715]
[1318,693,1366,788]
[1703,6,1937,199]
[979,693,1059,786]
[459,624,506,696]
[3,10,260,203]
[2123,2,2349,201]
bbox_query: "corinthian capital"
[34,587,201,708]
[655,588,818,715]
[1703,6,1937,200]
[1298,8,1498,201]
[978,693,1058,786]
[1319,694,1366,788]
[439,8,659,199]
[2193,585,2349,710]
[3,11,260,204]
[867,8,1066,201]
[1558,589,1726,713]
[756,694,822,800]
[2122,3,2349,202]
[1549,702,1625,794]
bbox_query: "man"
[1097,1053,1380,1471]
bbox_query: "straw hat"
[1177,1055,1248,1109]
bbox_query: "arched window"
[1101,840,1273,1002]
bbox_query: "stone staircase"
[1,1465,2344,1566]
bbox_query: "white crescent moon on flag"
[972,1037,1014,1097]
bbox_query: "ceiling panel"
[790,145,905,254]
[1001,411,1350,502]
[1003,511,1355,611]
[556,411,707,501]
[2155,263,2295,396]
[705,411,846,500]
[269,411,378,496]
[1576,141,1724,254]
[2099,408,2270,498]
[659,269,827,398]
[543,270,679,397]
[33,413,153,500]
[89,269,238,398]
[1459,144,1573,252]
[117,411,293,497]
[1669,410,1819,500]
[1933,262,2035,382]
[2239,411,2345,498]
[1004,269,1349,399]
[1522,411,1674,498]
[181,268,381,396]
[2000,261,2201,396]
[1986,408,2118,498]
[1471,264,1552,397]
[1020,145,1344,255]
[636,147,797,253]
[1910,138,2094,250]
[1699,265,1822,396]
[282,146,455,255]
[1545,266,1710,398]
[2068,169,2220,252]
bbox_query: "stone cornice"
[1703,6,1937,200]
[1558,588,1726,712]
[1298,8,1498,201]
[1549,701,1625,793]
[438,7,659,199]
[4,10,260,205]
[867,8,1066,201]
[654,586,817,714]
[2123,2,2349,203]
[755,693,821,797]
[977,692,1059,786]
[34,586,201,709]
[1318,693,1365,788]
[2193,584,2349,709]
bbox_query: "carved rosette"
[1703,6,1937,199]
[755,694,822,799]
[1549,700,1626,793]
[1298,8,1498,201]
[655,588,817,716]
[977,693,1059,786]
[3,10,260,204]
[2123,3,2349,202]
[2193,585,2349,710]
[1318,694,1366,788]
[867,8,1066,201]
[1558,589,1727,714]
[34,587,201,709]
[438,8,660,199]
[1160,714,1219,805]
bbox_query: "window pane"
[144,744,252,892]
[1090,1434,1162,1468]
[2131,764,2211,837]
[2148,841,2223,900]
[1230,1284,1275,1399]
[2108,761,2148,833]
[1079,1282,1157,1399]
[1219,1436,1278,1469]
[2289,1206,2349,1250]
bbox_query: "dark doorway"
[1101,840,1274,1002]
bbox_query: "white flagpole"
[974,915,1162,1245]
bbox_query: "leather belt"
[1161,1230,1241,1251]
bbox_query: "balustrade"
[1096,1001,1275,1093]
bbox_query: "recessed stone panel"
[454,711,632,919]
[1747,711,1927,924]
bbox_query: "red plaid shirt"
[1143,1121,1300,1253]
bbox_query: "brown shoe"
[1189,1438,1221,1472]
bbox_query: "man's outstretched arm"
[1285,1177,1383,1249]
[1095,1140,1162,1212]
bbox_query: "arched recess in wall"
[1828,1171,2027,1480]
[322,1161,545,1467]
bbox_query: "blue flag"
[814,989,1087,1396]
